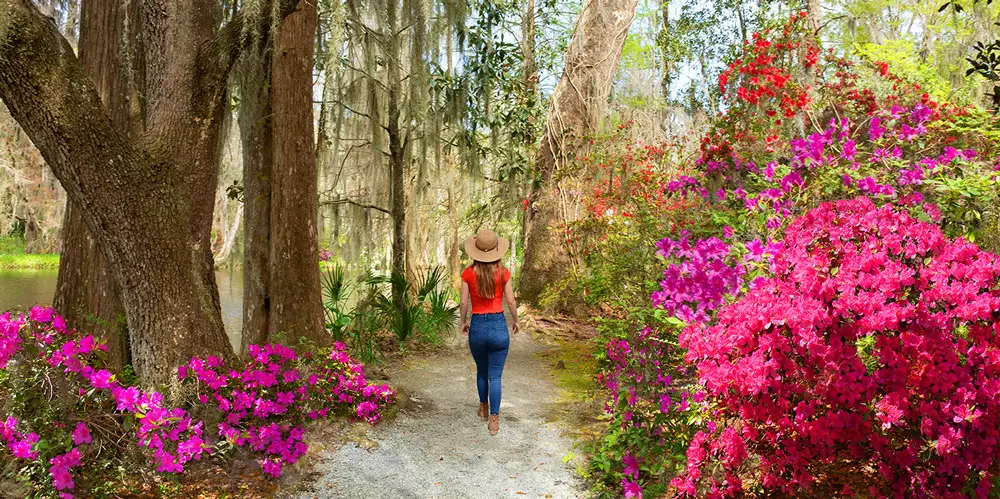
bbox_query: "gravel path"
[292,326,586,499]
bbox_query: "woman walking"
[459,229,519,436]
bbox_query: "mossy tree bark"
[519,0,639,306]
[53,0,135,369]
[0,0,300,386]
[387,0,408,314]
[239,0,329,352]
[237,40,275,354]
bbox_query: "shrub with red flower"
[541,123,711,311]
[675,8,1000,250]
[676,197,1000,497]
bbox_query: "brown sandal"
[488,414,500,436]
[477,402,489,421]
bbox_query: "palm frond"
[414,266,447,300]
[321,265,351,307]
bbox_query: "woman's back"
[461,265,510,314]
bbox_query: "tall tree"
[519,0,538,246]
[0,0,300,386]
[520,0,640,305]
[333,0,430,310]
[269,0,328,345]
[386,0,408,313]
[237,34,275,353]
[52,0,133,368]
[240,0,328,353]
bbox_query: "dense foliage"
[588,309,704,499]
[579,11,1000,499]
[542,125,711,313]
[321,265,458,364]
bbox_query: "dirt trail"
[290,322,586,499]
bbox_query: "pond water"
[0,268,245,348]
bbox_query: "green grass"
[0,237,59,269]
[546,338,598,396]
[0,253,60,269]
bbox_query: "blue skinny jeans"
[468,312,510,415]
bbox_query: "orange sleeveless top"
[462,266,510,314]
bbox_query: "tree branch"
[321,97,373,120]
[319,197,390,215]
[0,0,147,239]
[198,0,301,94]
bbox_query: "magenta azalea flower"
[11,433,38,459]
[51,315,67,332]
[71,423,91,445]
[745,239,765,262]
[29,306,54,323]
[841,139,856,159]
[624,451,640,478]
[622,479,643,498]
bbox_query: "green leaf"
[665,316,686,328]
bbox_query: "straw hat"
[464,229,509,262]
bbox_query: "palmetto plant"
[323,266,458,353]
[321,265,351,305]
[367,267,457,344]
[420,288,458,343]
[320,266,354,341]
[370,272,420,343]
[414,266,447,300]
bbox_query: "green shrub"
[322,266,458,361]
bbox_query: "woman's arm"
[504,279,519,334]
[460,281,471,335]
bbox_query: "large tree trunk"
[269,0,328,345]
[519,0,639,305]
[0,0,301,385]
[238,45,274,354]
[53,0,133,369]
[807,0,821,35]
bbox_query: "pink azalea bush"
[590,228,781,498]
[577,15,1000,499]
[651,235,746,324]
[676,197,1000,497]
[179,341,394,477]
[0,306,394,497]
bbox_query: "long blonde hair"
[473,260,505,299]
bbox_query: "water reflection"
[215,267,244,347]
[0,268,245,349]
